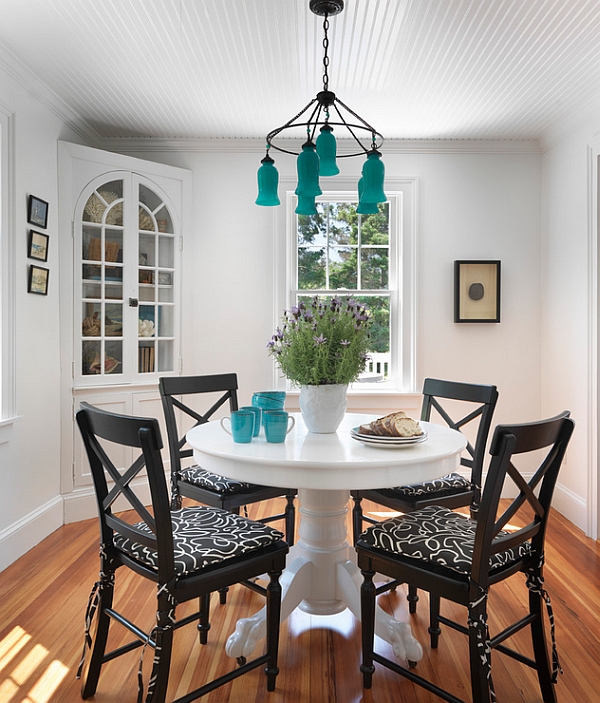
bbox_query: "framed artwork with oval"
[454,260,500,323]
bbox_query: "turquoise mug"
[240,405,262,437]
[220,410,255,443]
[264,410,295,443]
[252,391,286,426]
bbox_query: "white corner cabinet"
[59,142,192,509]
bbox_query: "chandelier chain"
[322,15,330,93]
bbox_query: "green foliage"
[268,296,372,386]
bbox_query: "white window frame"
[0,106,16,442]
[273,177,417,394]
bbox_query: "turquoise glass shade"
[316,125,340,176]
[255,155,280,206]
[295,194,318,216]
[357,177,379,214]
[360,151,386,204]
[295,142,322,197]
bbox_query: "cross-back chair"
[357,411,574,703]
[159,374,296,549]
[76,402,288,703]
[351,378,498,612]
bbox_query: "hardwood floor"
[0,497,599,703]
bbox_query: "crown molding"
[0,43,101,146]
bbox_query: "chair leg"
[351,492,364,545]
[145,596,175,703]
[80,576,114,699]
[407,584,419,614]
[284,493,296,546]
[468,592,493,703]
[529,583,559,703]
[428,593,441,648]
[265,566,283,692]
[218,586,229,605]
[360,568,377,689]
[198,594,211,644]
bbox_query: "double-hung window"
[277,179,416,392]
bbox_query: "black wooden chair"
[159,374,296,552]
[76,402,288,703]
[357,411,574,703]
[351,378,498,613]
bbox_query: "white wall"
[0,60,85,570]
[121,144,542,419]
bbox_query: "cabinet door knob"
[129,298,139,307]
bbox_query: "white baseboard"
[0,496,63,572]
[552,481,587,534]
[63,481,154,524]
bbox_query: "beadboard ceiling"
[2,0,600,145]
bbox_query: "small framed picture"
[28,265,49,295]
[28,230,49,261]
[454,260,501,323]
[27,195,49,229]
[158,271,172,285]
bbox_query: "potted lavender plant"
[267,295,372,432]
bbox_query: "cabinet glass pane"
[83,226,101,260]
[155,206,173,233]
[139,286,155,302]
[157,340,174,372]
[139,233,155,267]
[158,236,174,268]
[157,306,174,337]
[138,341,155,373]
[158,278,174,303]
[139,184,162,213]
[82,341,101,375]
[83,281,101,299]
[82,303,101,336]
[105,341,123,374]
[138,306,156,338]
[139,205,154,231]
[105,304,123,336]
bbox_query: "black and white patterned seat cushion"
[114,506,284,576]
[179,465,254,495]
[360,505,531,575]
[385,472,472,499]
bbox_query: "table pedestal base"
[225,488,423,663]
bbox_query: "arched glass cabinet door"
[76,173,180,385]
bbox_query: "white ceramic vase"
[299,384,348,433]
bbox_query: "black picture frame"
[28,265,49,295]
[27,195,48,229]
[454,260,501,323]
[28,230,49,262]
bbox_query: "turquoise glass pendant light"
[315,124,339,176]
[295,195,318,216]
[357,177,379,214]
[295,141,322,197]
[255,153,280,206]
[360,150,386,205]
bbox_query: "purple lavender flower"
[340,339,351,346]
[313,334,327,345]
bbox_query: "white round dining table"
[186,412,466,663]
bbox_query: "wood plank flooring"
[0,497,599,703]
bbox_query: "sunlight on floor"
[0,626,69,703]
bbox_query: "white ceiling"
[1,0,600,145]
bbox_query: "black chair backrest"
[76,401,175,581]
[421,378,499,499]
[159,373,239,473]
[471,411,574,586]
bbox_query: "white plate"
[350,427,428,447]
